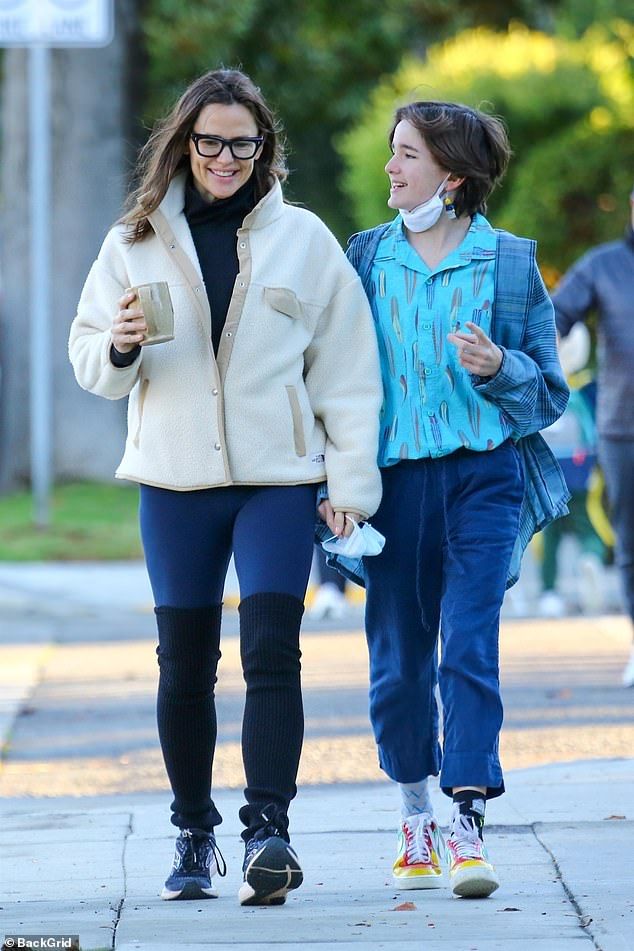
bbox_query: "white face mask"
[399,175,450,233]
[321,519,386,559]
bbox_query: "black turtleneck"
[185,174,257,355]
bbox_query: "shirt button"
[427,410,434,417]
[426,278,433,285]
[195,287,201,293]
[169,243,176,250]
[239,242,246,249]
[226,331,232,338]
[424,368,432,376]
[423,323,431,330]
[212,388,218,396]
[214,443,221,451]
[238,281,246,288]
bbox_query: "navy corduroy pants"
[364,441,523,799]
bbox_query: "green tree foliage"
[141,0,568,238]
[337,21,634,274]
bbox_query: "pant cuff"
[378,741,441,785]
[439,751,504,799]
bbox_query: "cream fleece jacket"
[69,174,383,518]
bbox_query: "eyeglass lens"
[193,135,260,159]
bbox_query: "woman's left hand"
[447,321,503,378]
[317,499,358,538]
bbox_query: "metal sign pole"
[28,44,52,527]
[1,0,113,525]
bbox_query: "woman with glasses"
[343,100,569,899]
[69,68,382,907]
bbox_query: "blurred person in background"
[538,324,606,617]
[337,99,568,899]
[69,68,382,907]
[308,546,349,620]
[552,187,634,686]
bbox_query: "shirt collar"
[386,212,496,275]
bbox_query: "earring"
[443,193,457,219]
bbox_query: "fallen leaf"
[392,902,417,911]
[499,907,521,912]
[580,916,593,928]
[604,815,626,820]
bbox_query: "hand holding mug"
[112,290,147,353]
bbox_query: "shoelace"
[449,813,483,860]
[404,815,433,864]
[178,829,227,877]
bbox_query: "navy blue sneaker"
[161,828,226,900]
[238,809,303,906]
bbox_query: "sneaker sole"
[451,867,499,899]
[239,837,303,906]
[393,871,445,890]
[161,882,218,900]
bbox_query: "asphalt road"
[0,603,632,800]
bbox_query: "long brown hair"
[390,101,511,218]
[121,68,287,243]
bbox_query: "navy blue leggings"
[139,483,317,607]
[141,482,317,835]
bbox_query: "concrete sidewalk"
[1,563,633,950]
[2,760,633,951]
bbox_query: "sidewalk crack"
[532,824,598,949]
[111,812,134,949]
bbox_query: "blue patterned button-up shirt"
[370,213,515,466]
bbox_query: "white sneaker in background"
[537,590,567,618]
[622,647,634,688]
[307,583,348,620]
[576,553,605,615]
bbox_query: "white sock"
[399,778,433,820]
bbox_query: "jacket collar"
[158,171,285,230]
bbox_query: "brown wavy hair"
[390,101,511,218]
[121,68,287,243]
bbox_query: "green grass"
[0,482,143,561]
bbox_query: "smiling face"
[188,101,263,201]
[385,119,449,212]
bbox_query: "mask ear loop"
[323,516,358,547]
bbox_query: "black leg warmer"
[237,592,305,840]
[155,605,223,831]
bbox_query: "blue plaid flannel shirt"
[316,222,570,588]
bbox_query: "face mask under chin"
[399,174,450,233]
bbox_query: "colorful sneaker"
[161,828,226,900]
[239,813,303,906]
[392,813,447,889]
[448,807,499,898]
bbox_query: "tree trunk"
[0,0,146,491]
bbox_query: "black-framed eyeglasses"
[190,132,263,159]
